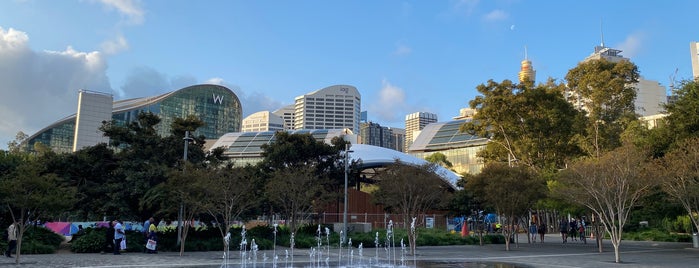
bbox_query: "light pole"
[178,130,193,245]
[342,143,353,244]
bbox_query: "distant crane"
[669,68,678,92]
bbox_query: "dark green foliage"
[23,226,64,248]
[624,229,691,242]
[70,228,106,253]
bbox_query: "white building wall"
[293,85,361,132]
[635,78,667,116]
[73,90,113,152]
[691,42,699,80]
[242,111,285,132]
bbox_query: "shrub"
[71,228,106,253]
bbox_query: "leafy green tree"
[0,158,76,264]
[6,132,28,154]
[425,152,453,169]
[372,162,452,255]
[465,163,545,251]
[554,143,655,263]
[259,132,348,228]
[564,58,640,157]
[461,79,583,172]
[265,165,327,233]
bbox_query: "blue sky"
[1,0,698,149]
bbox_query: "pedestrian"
[102,220,114,254]
[5,221,17,258]
[559,218,569,243]
[569,219,578,241]
[142,217,153,253]
[146,219,158,254]
[529,222,537,242]
[538,222,547,243]
[113,219,125,255]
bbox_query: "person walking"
[559,218,569,243]
[142,217,153,253]
[529,222,537,243]
[146,219,158,254]
[5,221,17,258]
[113,219,125,255]
[538,222,547,243]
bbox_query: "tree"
[554,143,655,263]
[372,162,452,255]
[0,158,76,264]
[565,58,640,158]
[656,137,699,235]
[425,152,453,169]
[465,163,546,251]
[461,79,583,172]
[6,132,28,154]
[200,165,261,251]
[265,165,327,233]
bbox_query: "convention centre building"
[24,84,242,153]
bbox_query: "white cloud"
[368,79,409,123]
[451,0,480,16]
[393,43,412,56]
[98,0,145,25]
[483,9,508,22]
[101,33,129,55]
[615,31,646,59]
[0,27,112,149]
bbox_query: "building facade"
[359,121,394,150]
[404,112,438,152]
[272,104,295,130]
[293,85,361,133]
[408,119,488,175]
[25,84,242,152]
[691,42,699,80]
[242,111,285,132]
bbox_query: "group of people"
[528,222,547,243]
[559,218,586,244]
[101,217,158,255]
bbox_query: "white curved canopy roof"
[348,144,462,189]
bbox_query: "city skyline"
[1,1,698,149]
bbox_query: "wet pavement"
[1,234,697,267]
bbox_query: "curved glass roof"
[409,119,487,152]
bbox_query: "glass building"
[25,84,242,153]
[408,120,488,175]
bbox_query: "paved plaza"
[1,234,698,268]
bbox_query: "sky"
[1,0,698,150]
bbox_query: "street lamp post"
[342,143,353,244]
[178,130,193,245]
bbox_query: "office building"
[404,112,437,152]
[25,84,242,153]
[72,90,113,151]
[691,42,699,80]
[272,104,295,130]
[359,121,395,150]
[242,111,285,132]
[293,85,361,133]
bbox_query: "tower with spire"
[518,46,536,84]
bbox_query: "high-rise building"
[242,111,285,132]
[571,43,667,117]
[404,112,437,152]
[293,85,361,132]
[25,84,242,153]
[272,104,295,130]
[388,127,405,152]
[359,121,396,150]
[72,90,113,152]
[518,48,536,84]
[691,42,699,80]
